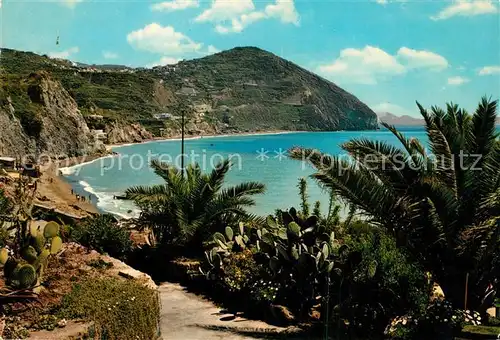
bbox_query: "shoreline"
[105,130,305,151]
[35,155,102,219]
[56,130,305,219]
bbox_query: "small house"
[0,157,16,171]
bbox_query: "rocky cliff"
[105,122,153,144]
[0,71,104,158]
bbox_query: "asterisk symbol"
[256,148,270,161]
[274,148,287,161]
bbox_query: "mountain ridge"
[377,112,500,126]
[0,46,378,156]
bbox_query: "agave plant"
[125,159,265,252]
[289,97,500,312]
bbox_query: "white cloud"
[318,46,449,84]
[374,0,407,5]
[60,0,83,8]
[372,102,415,116]
[127,23,202,55]
[102,51,119,59]
[49,47,79,59]
[151,0,199,12]
[396,47,449,70]
[148,56,181,68]
[478,65,500,75]
[265,0,300,25]
[215,11,267,34]
[207,45,220,54]
[195,0,255,22]
[431,0,498,20]
[195,0,299,34]
[318,46,406,85]
[447,76,470,85]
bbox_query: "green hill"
[0,47,377,139]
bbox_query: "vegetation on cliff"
[0,46,377,150]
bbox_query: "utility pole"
[181,106,185,178]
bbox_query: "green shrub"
[489,316,500,326]
[331,225,430,337]
[220,249,261,293]
[386,301,484,339]
[58,277,160,340]
[71,215,133,260]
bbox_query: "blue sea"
[61,126,498,219]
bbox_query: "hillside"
[0,47,377,156]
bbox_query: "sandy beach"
[105,130,303,151]
[35,155,103,218]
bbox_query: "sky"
[1,0,499,117]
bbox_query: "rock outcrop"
[105,122,153,144]
[0,71,104,158]
[0,97,33,156]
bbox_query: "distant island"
[377,112,424,126]
[378,111,500,126]
[0,47,378,158]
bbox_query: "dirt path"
[159,283,299,340]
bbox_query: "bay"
[62,127,495,218]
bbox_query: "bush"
[58,277,160,340]
[331,225,430,337]
[386,300,484,339]
[220,249,261,293]
[71,215,133,260]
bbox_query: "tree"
[125,159,265,252]
[289,97,500,312]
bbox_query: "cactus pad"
[287,222,301,237]
[50,236,63,254]
[44,221,60,238]
[224,226,234,241]
[213,232,226,244]
[21,246,38,264]
[0,248,8,265]
[18,264,37,288]
[32,233,46,253]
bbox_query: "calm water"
[61,127,497,219]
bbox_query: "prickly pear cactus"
[0,220,65,290]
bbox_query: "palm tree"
[289,97,499,312]
[125,159,265,252]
